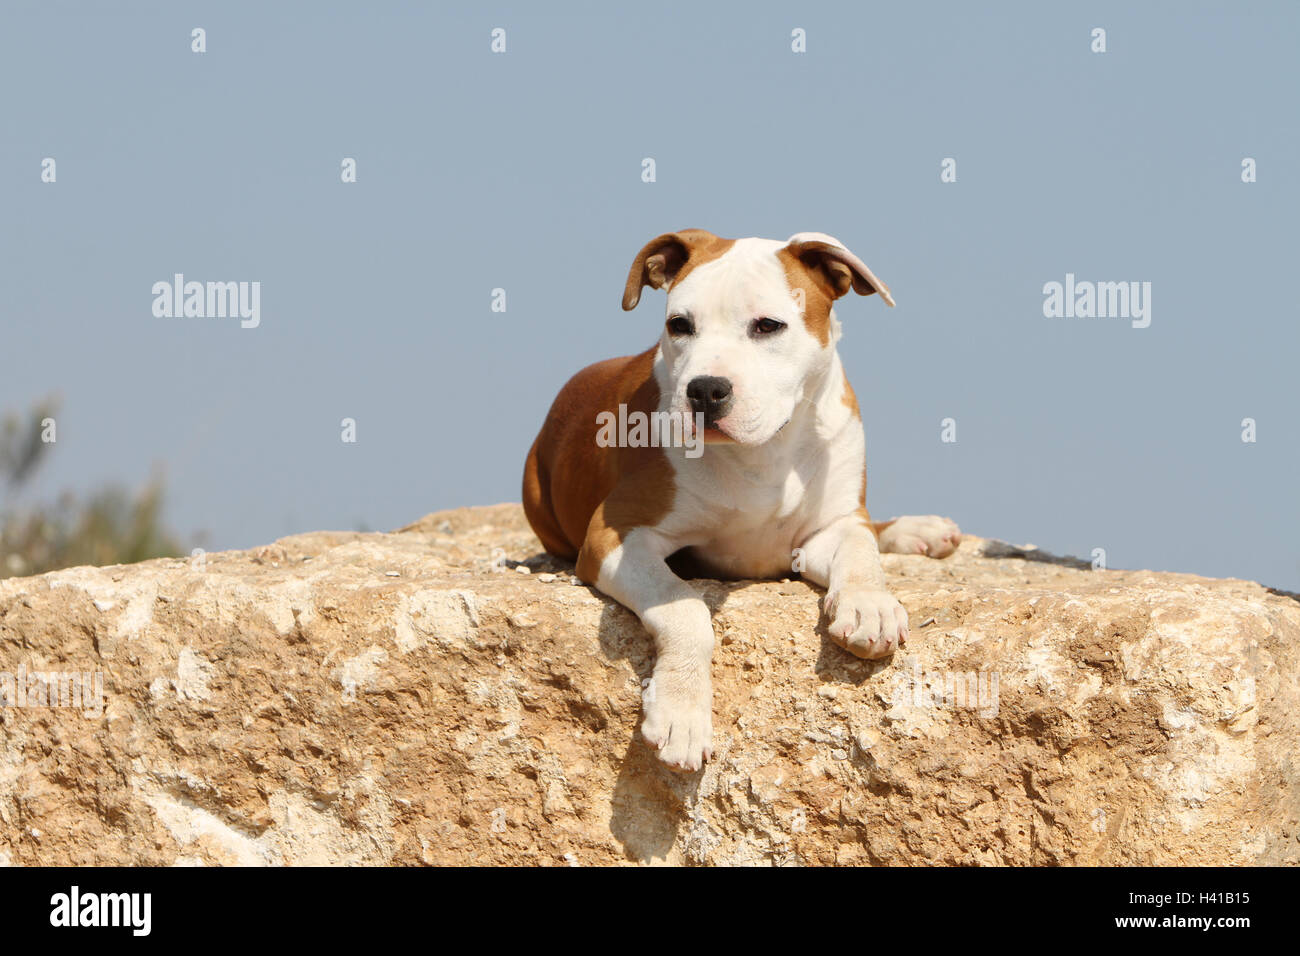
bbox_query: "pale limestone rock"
[0,502,1296,866]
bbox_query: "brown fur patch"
[661,230,735,295]
[521,347,676,582]
[776,247,836,346]
[841,377,860,416]
[575,444,675,584]
[839,378,871,514]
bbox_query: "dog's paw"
[824,588,909,659]
[878,515,962,558]
[641,668,713,772]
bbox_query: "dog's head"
[623,229,894,445]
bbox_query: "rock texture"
[0,503,1296,866]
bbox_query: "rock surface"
[0,503,1296,866]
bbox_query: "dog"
[523,229,961,771]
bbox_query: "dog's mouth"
[681,414,734,442]
[684,414,793,445]
[700,419,793,444]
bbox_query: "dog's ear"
[784,233,895,307]
[622,229,726,311]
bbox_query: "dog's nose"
[686,376,734,422]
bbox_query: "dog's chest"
[678,464,815,578]
[690,523,803,578]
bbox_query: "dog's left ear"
[784,233,895,307]
[622,228,728,311]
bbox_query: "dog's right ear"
[622,229,726,310]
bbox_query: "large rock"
[0,504,1296,866]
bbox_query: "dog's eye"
[666,315,694,336]
[752,317,786,336]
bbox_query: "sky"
[1,1,1296,588]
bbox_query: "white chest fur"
[658,366,865,578]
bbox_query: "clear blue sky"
[1,1,1296,587]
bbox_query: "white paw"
[641,666,713,772]
[824,588,909,659]
[878,515,962,558]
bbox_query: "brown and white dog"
[523,229,961,771]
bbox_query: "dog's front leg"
[800,513,909,659]
[578,527,714,771]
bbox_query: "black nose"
[686,376,734,422]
